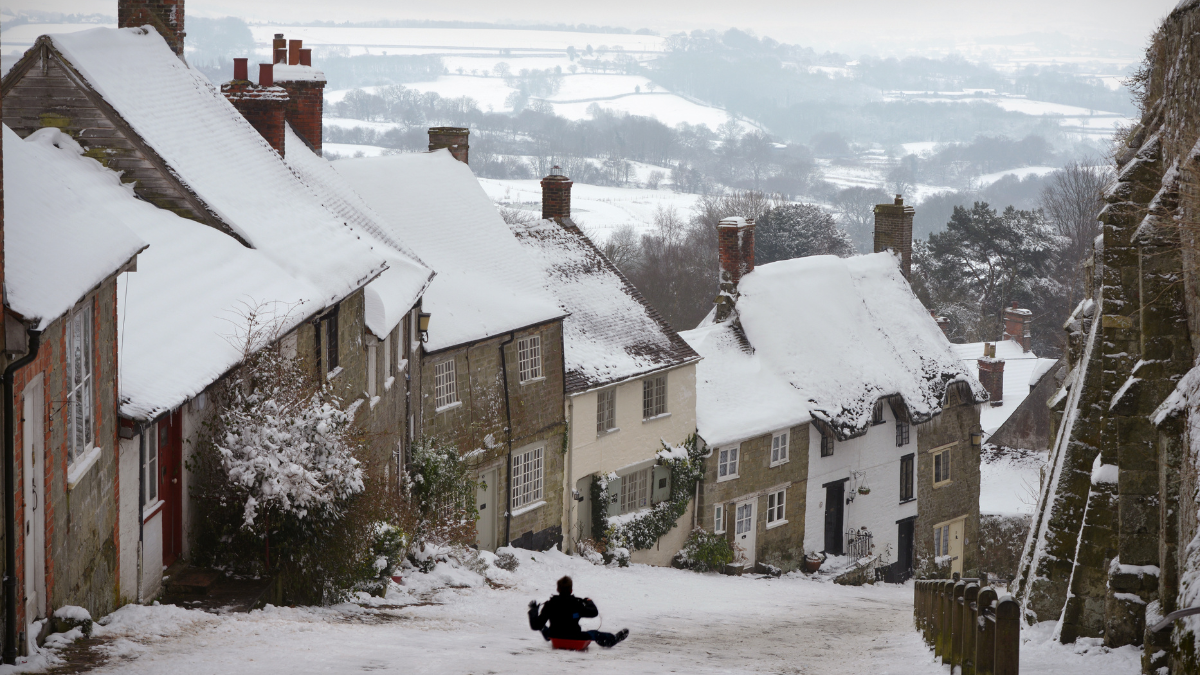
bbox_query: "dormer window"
[872,400,885,425]
[820,427,834,457]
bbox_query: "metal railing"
[914,578,1020,675]
[846,529,873,560]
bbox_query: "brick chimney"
[221,60,288,156]
[873,194,915,278]
[930,310,951,338]
[715,217,755,322]
[541,167,573,220]
[428,127,469,164]
[118,0,185,56]
[271,35,326,155]
[977,343,1004,407]
[1002,301,1032,352]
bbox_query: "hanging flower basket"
[857,486,871,495]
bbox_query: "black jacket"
[528,593,598,639]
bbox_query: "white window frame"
[596,388,617,435]
[735,502,753,536]
[511,445,544,509]
[714,504,726,534]
[434,359,459,410]
[770,430,789,467]
[517,335,543,383]
[642,374,667,419]
[766,489,786,528]
[141,421,160,508]
[66,302,94,464]
[619,467,650,514]
[933,443,954,487]
[717,445,739,482]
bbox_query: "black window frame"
[899,453,914,502]
[323,306,340,373]
[872,400,885,425]
[896,419,910,446]
[819,428,834,457]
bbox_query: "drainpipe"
[499,332,515,548]
[136,423,147,604]
[3,329,41,665]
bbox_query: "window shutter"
[606,475,622,517]
[652,465,671,504]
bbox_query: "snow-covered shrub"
[606,547,631,568]
[190,342,396,605]
[399,436,478,560]
[576,539,606,566]
[674,528,735,572]
[493,550,520,572]
[357,522,408,597]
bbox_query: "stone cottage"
[3,125,146,655]
[680,211,985,577]
[507,169,702,565]
[335,135,571,553]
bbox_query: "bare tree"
[833,186,891,252]
[1040,161,1113,305]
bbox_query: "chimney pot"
[233,57,248,81]
[541,170,573,220]
[258,63,274,87]
[428,126,470,164]
[274,48,287,64]
[978,352,1005,407]
[894,195,903,205]
[288,39,302,66]
[299,48,312,67]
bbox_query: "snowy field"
[12,547,1141,675]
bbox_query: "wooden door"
[824,481,845,555]
[476,469,497,551]
[159,410,184,566]
[734,498,756,567]
[21,375,45,629]
[948,518,965,577]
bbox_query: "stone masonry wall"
[419,321,567,549]
[698,424,809,573]
[914,390,982,576]
[12,279,122,627]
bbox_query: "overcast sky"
[4,0,1177,56]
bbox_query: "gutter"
[3,329,41,665]
[499,332,515,548]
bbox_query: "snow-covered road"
[27,548,1140,675]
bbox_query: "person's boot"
[615,629,629,644]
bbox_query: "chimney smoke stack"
[428,127,470,164]
[258,63,273,87]
[978,343,1005,407]
[118,0,186,56]
[1002,301,1032,352]
[222,64,287,156]
[300,49,312,67]
[288,39,302,66]
[873,194,915,279]
[714,217,755,322]
[233,58,248,81]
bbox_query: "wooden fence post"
[951,580,966,667]
[962,582,979,675]
[936,580,950,660]
[995,595,1019,675]
[976,587,997,675]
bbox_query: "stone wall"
[697,424,808,573]
[419,321,567,550]
[914,390,982,576]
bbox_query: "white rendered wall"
[563,363,697,554]
[141,510,164,600]
[118,436,140,602]
[802,403,918,562]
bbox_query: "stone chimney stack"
[541,167,573,220]
[715,217,755,322]
[873,194,915,278]
[428,127,470,164]
[271,35,326,155]
[978,342,1004,407]
[119,0,185,56]
[221,59,288,156]
[930,310,951,338]
[1002,301,1032,352]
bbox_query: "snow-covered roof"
[3,126,146,331]
[281,126,433,338]
[45,27,386,307]
[333,151,564,351]
[508,218,700,393]
[681,252,985,447]
[950,339,1058,437]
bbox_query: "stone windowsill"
[770,457,790,468]
[642,412,671,424]
[143,499,164,523]
[520,376,546,386]
[326,366,344,381]
[766,518,788,530]
[384,376,395,392]
[369,395,382,410]
[66,446,103,490]
[436,401,462,414]
[596,427,621,439]
[511,500,545,518]
[899,497,916,505]
[716,472,738,483]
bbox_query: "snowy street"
[37,548,1137,675]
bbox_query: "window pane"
[729,447,738,474]
[642,380,652,418]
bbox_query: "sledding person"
[528,576,629,647]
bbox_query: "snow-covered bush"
[674,528,735,572]
[191,340,397,605]
[599,435,706,552]
[493,550,520,572]
[399,436,478,562]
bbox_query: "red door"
[158,409,184,566]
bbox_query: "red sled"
[550,638,591,651]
